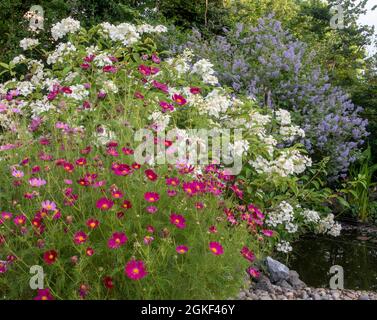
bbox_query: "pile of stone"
[237,257,377,300]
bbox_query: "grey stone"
[287,270,307,289]
[313,293,321,300]
[276,279,293,289]
[300,291,308,299]
[265,256,290,283]
[254,275,274,292]
[359,295,370,300]
[332,292,340,299]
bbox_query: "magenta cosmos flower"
[124,260,147,280]
[74,231,88,245]
[96,197,114,211]
[247,267,261,279]
[172,94,187,105]
[209,242,224,255]
[262,229,274,237]
[240,246,255,262]
[176,245,189,254]
[0,261,7,273]
[34,288,54,300]
[108,232,128,249]
[170,213,186,229]
[145,169,158,181]
[144,192,160,203]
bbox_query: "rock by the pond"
[266,256,290,283]
[238,256,377,300]
[287,270,306,289]
[276,279,293,290]
[254,275,274,292]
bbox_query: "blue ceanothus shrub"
[166,16,368,179]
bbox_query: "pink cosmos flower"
[247,267,261,279]
[103,65,117,73]
[96,197,114,211]
[1,212,13,221]
[122,147,134,155]
[34,288,54,300]
[0,261,7,273]
[172,94,187,105]
[13,215,26,226]
[152,80,168,93]
[160,101,174,113]
[41,200,56,212]
[209,242,224,255]
[86,218,100,229]
[121,200,132,209]
[167,189,177,197]
[151,53,161,64]
[143,235,154,245]
[190,87,201,94]
[29,177,46,187]
[240,246,255,262]
[262,229,274,237]
[146,225,155,233]
[145,169,158,181]
[146,206,158,214]
[86,247,95,256]
[124,260,147,280]
[170,213,186,229]
[12,169,24,178]
[108,232,127,249]
[166,177,180,186]
[176,245,188,254]
[138,64,151,76]
[144,192,160,203]
[74,231,88,245]
[208,225,217,233]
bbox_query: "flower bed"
[0,18,340,299]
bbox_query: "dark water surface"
[288,229,377,291]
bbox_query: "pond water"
[288,228,377,291]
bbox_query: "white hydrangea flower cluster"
[316,214,342,237]
[102,80,118,94]
[274,108,305,141]
[191,59,218,85]
[201,88,232,118]
[16,81,35,97]
[28,60,45,85]
[250,149,312,177]
[51,17,81,41]
[29,99,55,116]
[266,201,298,233]
[100,22,167,47]
[11,55,26,65]
[19,38,39,51]
[276,240,293,253]
[47,42,77,65]
[301,209,321,223]
[279,124,305,141]
[275,109,291,125]
[66,84,89,101]
[137,24,168,34]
